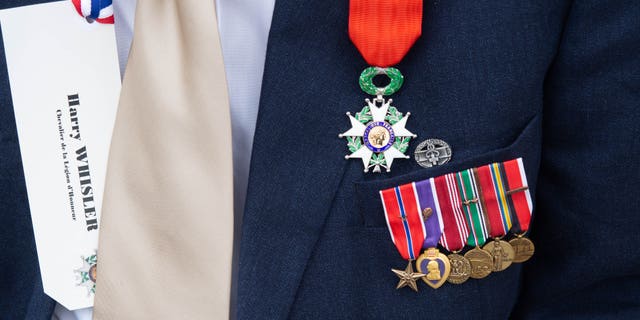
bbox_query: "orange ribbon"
[349,0,423,67]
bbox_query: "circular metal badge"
[464,247,493,279]
[447,253,471,284]
[363,121,395,152]
[509,237,535,263]
[414,138,452,168]
[482,239,515,272]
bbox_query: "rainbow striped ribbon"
[475,164,513,237]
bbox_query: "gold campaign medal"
[446,252,471,285]
[509,236,535,263]
[416,248,451,289]
[482,239,515,272]
[464,247,493,279]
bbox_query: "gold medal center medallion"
[367,126,391,148]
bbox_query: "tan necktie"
[93,0,233,319]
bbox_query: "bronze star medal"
[392,261,425,292]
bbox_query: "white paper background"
[0,1,120,310]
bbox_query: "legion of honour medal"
[339,0,422,173]
[74,253,98,296]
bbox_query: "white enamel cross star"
[339,97,416,173]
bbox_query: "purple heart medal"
[414,178,451,289]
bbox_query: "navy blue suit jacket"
[2,0,639,319]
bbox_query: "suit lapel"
[237,0,362,318]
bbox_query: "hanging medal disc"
[446,252,471,284]
[464,248,493,279]
[482,239,515,272]
[510,236,535,263]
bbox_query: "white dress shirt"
[53,0,275,318]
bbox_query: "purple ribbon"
[415,179,442,248]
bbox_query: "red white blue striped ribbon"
[71,0,114,24]
[380,184,427,261]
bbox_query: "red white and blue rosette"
[71,0,114,24]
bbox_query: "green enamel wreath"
[358,67,404,96]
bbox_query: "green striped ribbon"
[455,169,490,246]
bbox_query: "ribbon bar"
[456,169,490,247]
[414,179,443,249]
[476,164,513,238]
[380,184,426,261]
[435,174,469,252]
[379,158,532,262]
[502,158,533,233]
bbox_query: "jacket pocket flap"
[355,113,541,228]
